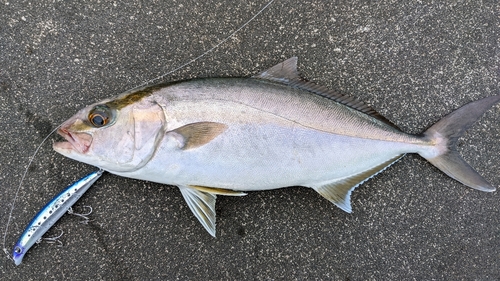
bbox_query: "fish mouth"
[53,128,93,154]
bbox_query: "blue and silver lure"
[12,169,103,265]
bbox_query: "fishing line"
[2,125,61,259]
[131,0,275,91]
[2,0,275,261]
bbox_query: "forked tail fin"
[422,95,500,192]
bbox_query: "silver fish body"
[111,78,420,190]
[53,58,499,236]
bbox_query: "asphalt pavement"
[1,0,499,280]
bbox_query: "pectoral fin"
[312,155,404,213]
[169,122,228,150]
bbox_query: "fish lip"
[55,128,92,154]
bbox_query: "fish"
[12,170,103,265]
[52,57,499,237]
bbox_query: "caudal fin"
[422,95,500,192]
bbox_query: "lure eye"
[14,246,22,254]
[88,105,115,128]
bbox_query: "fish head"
[53,92,166,172]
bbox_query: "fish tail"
[421,95,500,192]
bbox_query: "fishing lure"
[12,169,103,265]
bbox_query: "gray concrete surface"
[1,0,499,280]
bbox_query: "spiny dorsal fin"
[312,154,404,212]
[253,57,398,128]
[253,57,301,82]
[170,122,228,150]
[178,185,217,237]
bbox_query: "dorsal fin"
[253,57,398,128]
[253,57,301,82]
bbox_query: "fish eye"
[88,105,115,128]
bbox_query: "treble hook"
[37,228,64,247]
[67,205,93,224]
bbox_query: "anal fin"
[312,154,404,213]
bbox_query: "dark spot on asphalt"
[237,226,246,237]
[24,109,54,139]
